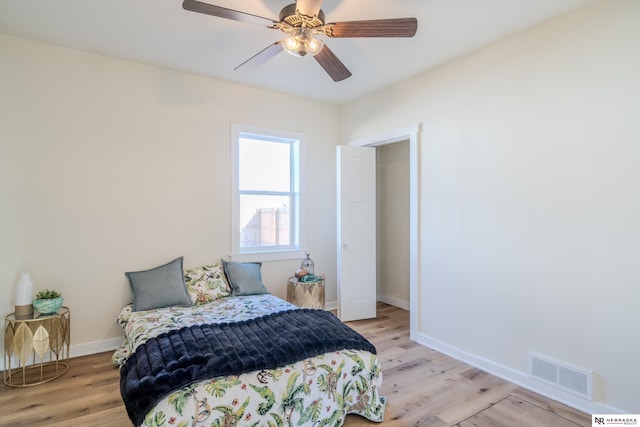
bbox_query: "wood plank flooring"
[0,303,591,426]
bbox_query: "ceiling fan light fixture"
[282,27,324,57]
[182,0,418,82]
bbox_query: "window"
[231,124,305,261]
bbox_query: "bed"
[113,257,386,427]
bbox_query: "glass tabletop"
[6,306,69,322]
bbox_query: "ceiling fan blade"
[295,0,324,19]
[182,0,276,27]
[234,42,284,72]
[324,18,418,38]
[314,45,352,82]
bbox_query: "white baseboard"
[1,337,123,371]
[7,317,623,416]
[414,331,625,416]
[69,337,123,359]
[377,295,410,311]
[325,296,409,312]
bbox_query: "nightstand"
[287,275,325,309]
[3,307,70,387]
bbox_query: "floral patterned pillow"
[184,263,232,304]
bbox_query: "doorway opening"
[377,140,410,310]
[348,124,420,340]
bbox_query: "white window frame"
[230,123,306,262]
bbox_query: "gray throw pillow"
[125,257,192,311]
[221,259,268,296]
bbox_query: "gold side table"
[287,276,325,309]
[3,307,70,387]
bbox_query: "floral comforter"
[113,294,385,427]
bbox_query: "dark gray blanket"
[120,308,377,426]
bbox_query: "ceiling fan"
[182,0,418,82]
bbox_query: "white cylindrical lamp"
[15,272,35,317]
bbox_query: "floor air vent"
[529,353,592,399]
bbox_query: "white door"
[336,145,376,321]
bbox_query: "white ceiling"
[0,0,595,104]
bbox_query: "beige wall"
[376,140,410,308]
[341,0,640,414]
[2,0,639,414]
[0,34,340,358]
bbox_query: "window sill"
[229,250,306,263]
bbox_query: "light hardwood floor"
[0,303,591,426]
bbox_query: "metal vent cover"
[529,353,592,399]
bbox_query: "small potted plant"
[33,289,64,314]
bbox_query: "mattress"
[113,293,385,426]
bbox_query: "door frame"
[347,124,421,341]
